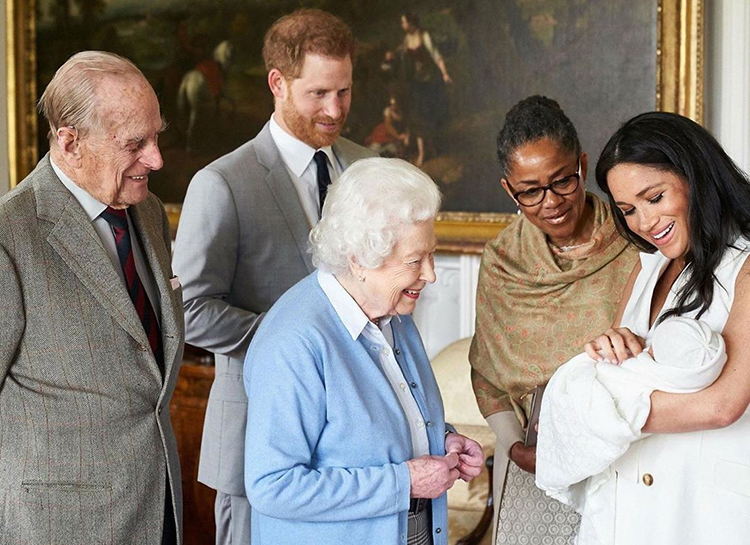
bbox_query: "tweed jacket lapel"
[36,156,153,355]
[128,203,182,383]
[254,123,315,273]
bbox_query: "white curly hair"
[309,157,441,275]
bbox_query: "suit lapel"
[255,124,315,273]
[129,203,182,382]
[332,139,358,170]
[39,168,150,351]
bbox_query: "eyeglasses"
[508,158,581,207]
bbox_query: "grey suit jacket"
[0,156,185,545]
[173,122,374,495]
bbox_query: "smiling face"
[74,75,164,208]
[355,221,437,320]
[607,163,691,260]
[274,53,352,148]
[502,138,591,247]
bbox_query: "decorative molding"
[413,253,481,358]
[657,0,704,123]
[6,0,37,189]
[708,0,750,171]
[458,254,480,339]
[435,212,516,254]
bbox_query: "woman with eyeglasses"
[468,95,638,542]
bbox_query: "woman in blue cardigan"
[243,158,484,545]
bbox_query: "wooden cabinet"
[170,359,216,545]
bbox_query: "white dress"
[586,241,750,544]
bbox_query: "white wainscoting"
[706,0,750,172]
[412,252,482,359]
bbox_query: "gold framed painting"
[6,0,703,252]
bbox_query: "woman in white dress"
[580,111,750,544]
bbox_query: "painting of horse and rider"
[35,0,657,214]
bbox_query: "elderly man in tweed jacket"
[0,51,184,545]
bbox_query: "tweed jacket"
[173,122,374,495]
[0,155,185,544]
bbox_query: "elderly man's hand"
[445,432,484,481]
[406,453,460,498]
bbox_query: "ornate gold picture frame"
[6,0,703,252]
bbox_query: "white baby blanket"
[535,318,726,544]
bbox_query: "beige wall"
[1,0,9,196]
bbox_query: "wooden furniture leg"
[456,455,494,545]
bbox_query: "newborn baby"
[594,316,725,398]
[535,317,727,545]
[648,316,721,368]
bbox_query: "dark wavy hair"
[596,111,750,322]
[496,95,581,178]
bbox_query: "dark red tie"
[100,206,164,373]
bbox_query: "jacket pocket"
[714,460,750,498]
[19,481,114,543]
[21,480,112,492]
[217,399,248,495]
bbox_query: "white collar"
[317,270,393,341]
[50,157,108,221]
[269,113,335,177]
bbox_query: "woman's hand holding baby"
[585,327,646,364]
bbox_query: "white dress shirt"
[50,158,161,322]
[317,270,430,457]
[269,114,343,228]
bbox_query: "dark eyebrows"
[512,159,578,187]
[614,183,666,206]
[635,182,665,198]
[513,178,542,188]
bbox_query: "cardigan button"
[426,421,433,428]
[642,473,654,486]
[435,528,442,534]
[394,348,401,355]
[410,382,417,388]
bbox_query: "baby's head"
[650,317,723,368]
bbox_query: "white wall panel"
[412,253,481,359]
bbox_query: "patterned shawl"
[469,194,639,425]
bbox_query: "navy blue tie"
[313,151,331,218]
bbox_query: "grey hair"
[310,157,442,275]
[38,51,146,143]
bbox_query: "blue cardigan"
[244,272,449,545]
